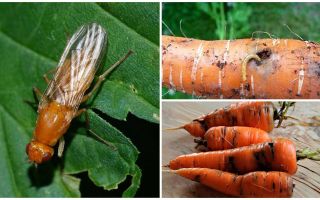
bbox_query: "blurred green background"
[162,2,320,99]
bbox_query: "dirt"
[216,60,226,69]
[257,48,272,60]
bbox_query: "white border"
[0,0,317,2]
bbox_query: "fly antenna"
[88,129,117,151]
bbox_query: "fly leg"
[33,87,43,103]
[43,68,57,84]
[43,75,50,84]
[75,108,87,117]
[81,50,133,103]
[73,109,116,150]
[26,68,56,107]
[57,108,87,158]
[24,87,43,110]
[33,67,55,101]
[81,110,116,150]
[57,137,65,158]
[88,129,116,151]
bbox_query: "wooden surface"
[162,102,320,197]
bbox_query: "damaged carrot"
[170,168,293,197]
[195,126,271,151]
[169,138,297,175]
[171,101,275,138]
[162,35,320,99]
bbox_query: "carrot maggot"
[169,138,297,175]
[241,54,261,98]
[172,168,293,197]
[242,54,261,82]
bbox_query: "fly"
[26,23,132,164]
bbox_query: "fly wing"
[39,23,107,112]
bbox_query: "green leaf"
[64,110,140,193]
[92,80,159,123]
[97,3,159,45]
[122,165,142,197]
[0,2,158,197]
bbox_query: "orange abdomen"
[26,101,74,164]
[34,101,74,146]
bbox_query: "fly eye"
[26,143,31,155]
[41,152,53,163]
[26,141,54,164]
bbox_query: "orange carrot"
[169,138,297,175]
[195,126,271,151]
[171,168,293,197]
[177,101,275,138]
[162,35,320,99]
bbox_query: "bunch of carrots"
[165,101,301,197]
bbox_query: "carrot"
[195,126,271,151]
[171,168,293,197]
[169,138,297,175]
[162,35,320,99]
[174,101,275,138]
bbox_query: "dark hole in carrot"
[257,48,272,60]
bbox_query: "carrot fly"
[26,23,132,164]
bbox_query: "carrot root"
[169,138,297,175]
[162,35,320,99]
[202,126,271,151]
[163,126,184,131]
[180,102,275,137]
[171,168,294,197]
